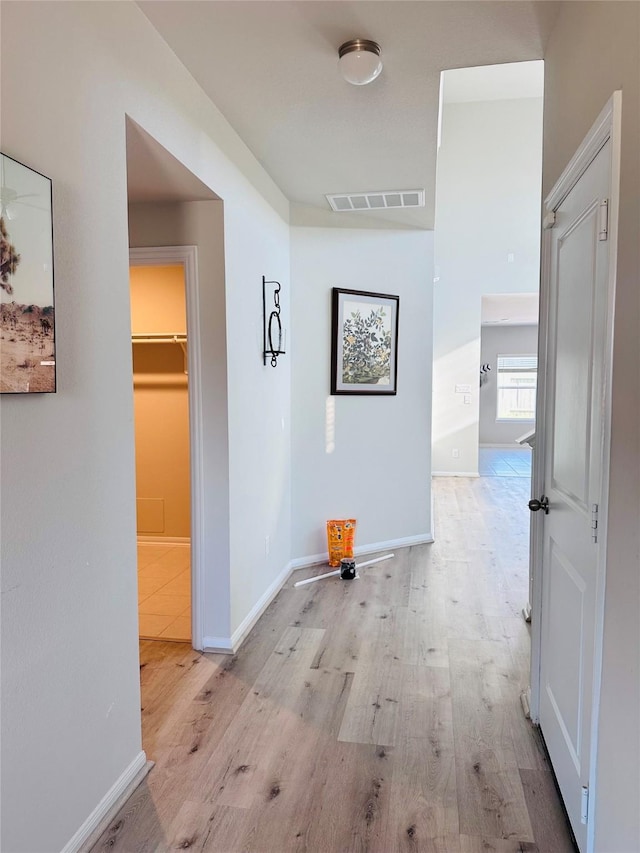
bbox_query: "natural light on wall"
[432,340,482,442]
[325,396,335,454]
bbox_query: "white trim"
[586,91,621,853]
[432,471,479,478]
[545,97,616,214]
[129,246,204,651]
[530,216,551,724]
[495,352,538,362]
[203,560,294,655]
[289,533,435,572]
[202,533,436,654]
[61,752,149,853]
[201,635,235,654]
[479,443,532,450]
[481,321,539,328]
[288,554,331,571]
[430,487,436,541]
[137,536,190,546]
[230,561,293,650]
[531,92,621,853]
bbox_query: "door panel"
[552,210,598,507]
[546,538,586,770]
[539,139,611,852]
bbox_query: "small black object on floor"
[340,558,357,580]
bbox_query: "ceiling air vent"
[326,189,425,213]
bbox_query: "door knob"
[528,495,549,514]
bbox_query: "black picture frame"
[1,152,56,394]
[331,287,399,395]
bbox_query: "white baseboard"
[137,536,190,546]
[479,443,531,450]
[290,533,435,572]
[289,553,328,571]
[430,488,436,541]
[202,559,294,655]
[201,635,234,654]
[432,471,480,478]
[62,751,150,853]
[520,687,532,720]
[202,533,435,655]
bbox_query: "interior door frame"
[129,245,204,651]
[530,92,621,850]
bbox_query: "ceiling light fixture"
[338,39,383,86]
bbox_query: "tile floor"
[479,446,532,478]
[137,542,191,642]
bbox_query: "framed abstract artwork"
[331,287,399,395]
[1,153,56,393]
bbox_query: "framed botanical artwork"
[1,153,56,393]
[331,287,399,395]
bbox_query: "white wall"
[543,4,640,851]
[479,324,538,445]
[433,97,543,474]
[225,205,291,636]
[291,227,433,560]
[0,3,290,851]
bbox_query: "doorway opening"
[131,262,192,642]
[432,58,544,623]
[125,116,228,664]
[478,292,539,481]
[431,60,544,480]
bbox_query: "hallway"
[94,477,575,852]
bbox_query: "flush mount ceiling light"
[338,39,383,86]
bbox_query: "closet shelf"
[132,334,188,374]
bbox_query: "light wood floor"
[93,477,576,853]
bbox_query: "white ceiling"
[481,293,539,326]
[443,59,544,103]
[137,1,558,228]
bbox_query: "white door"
[535,138,613,851]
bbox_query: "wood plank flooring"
[92,477,576,853]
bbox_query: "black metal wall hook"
[263,276,285,367]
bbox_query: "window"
[496,355,537,421]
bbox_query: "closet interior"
[130,264,191,642]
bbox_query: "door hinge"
[591,504,599,543]
[581,785,590,824]
[543,209,556,230]
[598,199,609,241]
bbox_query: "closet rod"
[131,333,187,344]
[132,333,189,374]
